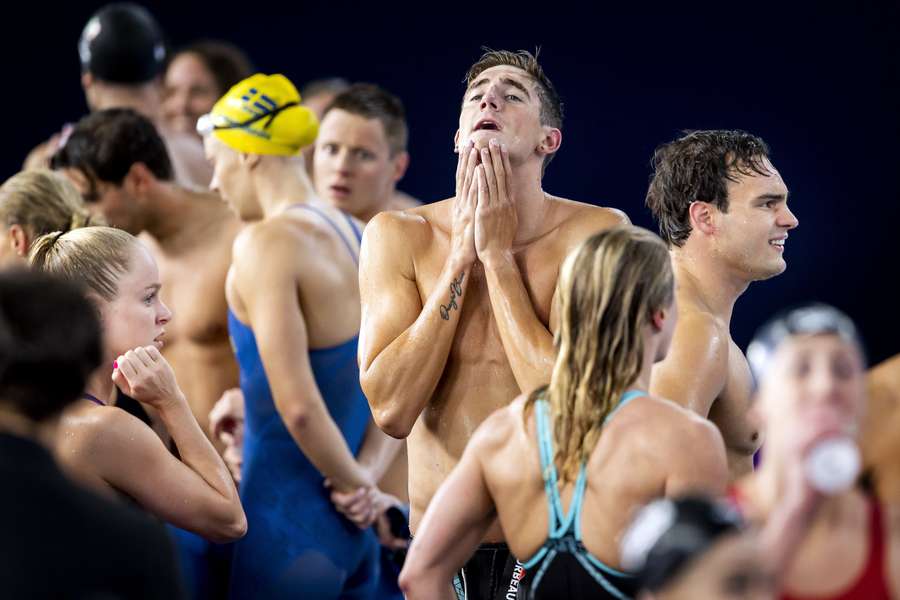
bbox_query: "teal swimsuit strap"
[602,389,645,426]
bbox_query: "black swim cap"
[747,303,865,385]
[78,3,166,84]
[620,496,744,593]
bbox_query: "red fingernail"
[113,361,118,370]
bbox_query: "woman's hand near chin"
[112,346,186,410]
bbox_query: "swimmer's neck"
[84,80,161,124]
[142,182,224,245]
[250,157,318,219]
[498,159,553,244]
[670,244,751,322]
[85,367,117,407]
[633,323,664,393]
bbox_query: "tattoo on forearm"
[439,273,465,321]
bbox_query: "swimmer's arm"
[356,419,404,482]
[236,226,373,492]
[664,417,729,496]
[359,212,474,438]
[480,209,627,394]
[84,408,246,543]
[650,313,728,417]
[480,251,555,394]
[863,355,900,500]
[399,424,497,599]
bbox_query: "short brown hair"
[465,49,563,173]
[645,130,772,247]
[323,83,408,155]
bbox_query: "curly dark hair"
[645,130,772,246]
[51,108,174,199]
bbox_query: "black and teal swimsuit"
[517,392,643,600]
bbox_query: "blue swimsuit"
[228,205,380,599]
[519,391,643,600]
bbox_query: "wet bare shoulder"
[58,405,146,456]
[470,395,529,454]
[550,197,630,232]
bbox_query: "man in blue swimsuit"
[200,73,403,599]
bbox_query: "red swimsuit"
[728,487,891,600]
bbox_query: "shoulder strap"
[602,389,644,426]
[286,203,359,264]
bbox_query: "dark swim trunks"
[453,543,527,600]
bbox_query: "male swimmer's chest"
[708,339,760,457]
[159,250,231,346]
[414,235,560,435]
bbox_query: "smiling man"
[358,49,627,599]
[646,130,799,480]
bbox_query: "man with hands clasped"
[359,49,627,599]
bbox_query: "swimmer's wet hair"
[0,269,102,421]
[0,169,98,241]
[323,83,408,155]
[465,48,563,175]
[29,226,137,303]
[51,108,174,193]
[646,130,771,247]
[526,226,674,483]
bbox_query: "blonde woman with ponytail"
[29,226,246,544]
[401,226,729,600]
[0,169,97,267]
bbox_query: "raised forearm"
[758,494,820,583]
[362,258,473,437]
[156,396,243,533]
[482,252,555,394]
[357,419,405,482]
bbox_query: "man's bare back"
[363,195,625,538]
[141,192,241,442]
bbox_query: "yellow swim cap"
[197,73,318,156]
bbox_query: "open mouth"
[769,236,787,251]
[473,119,501,132]
[329,184,351,197]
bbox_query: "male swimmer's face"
[712,158,798,281]
[759,334,866,439]
[162,53,221,136]
[204,136,257,220]
[101,242,171,358]
[457,65,550,162]
[60,168,142,234]
[314,109,404,221]
[655,533,774,600]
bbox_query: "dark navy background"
[4,2,897,363]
